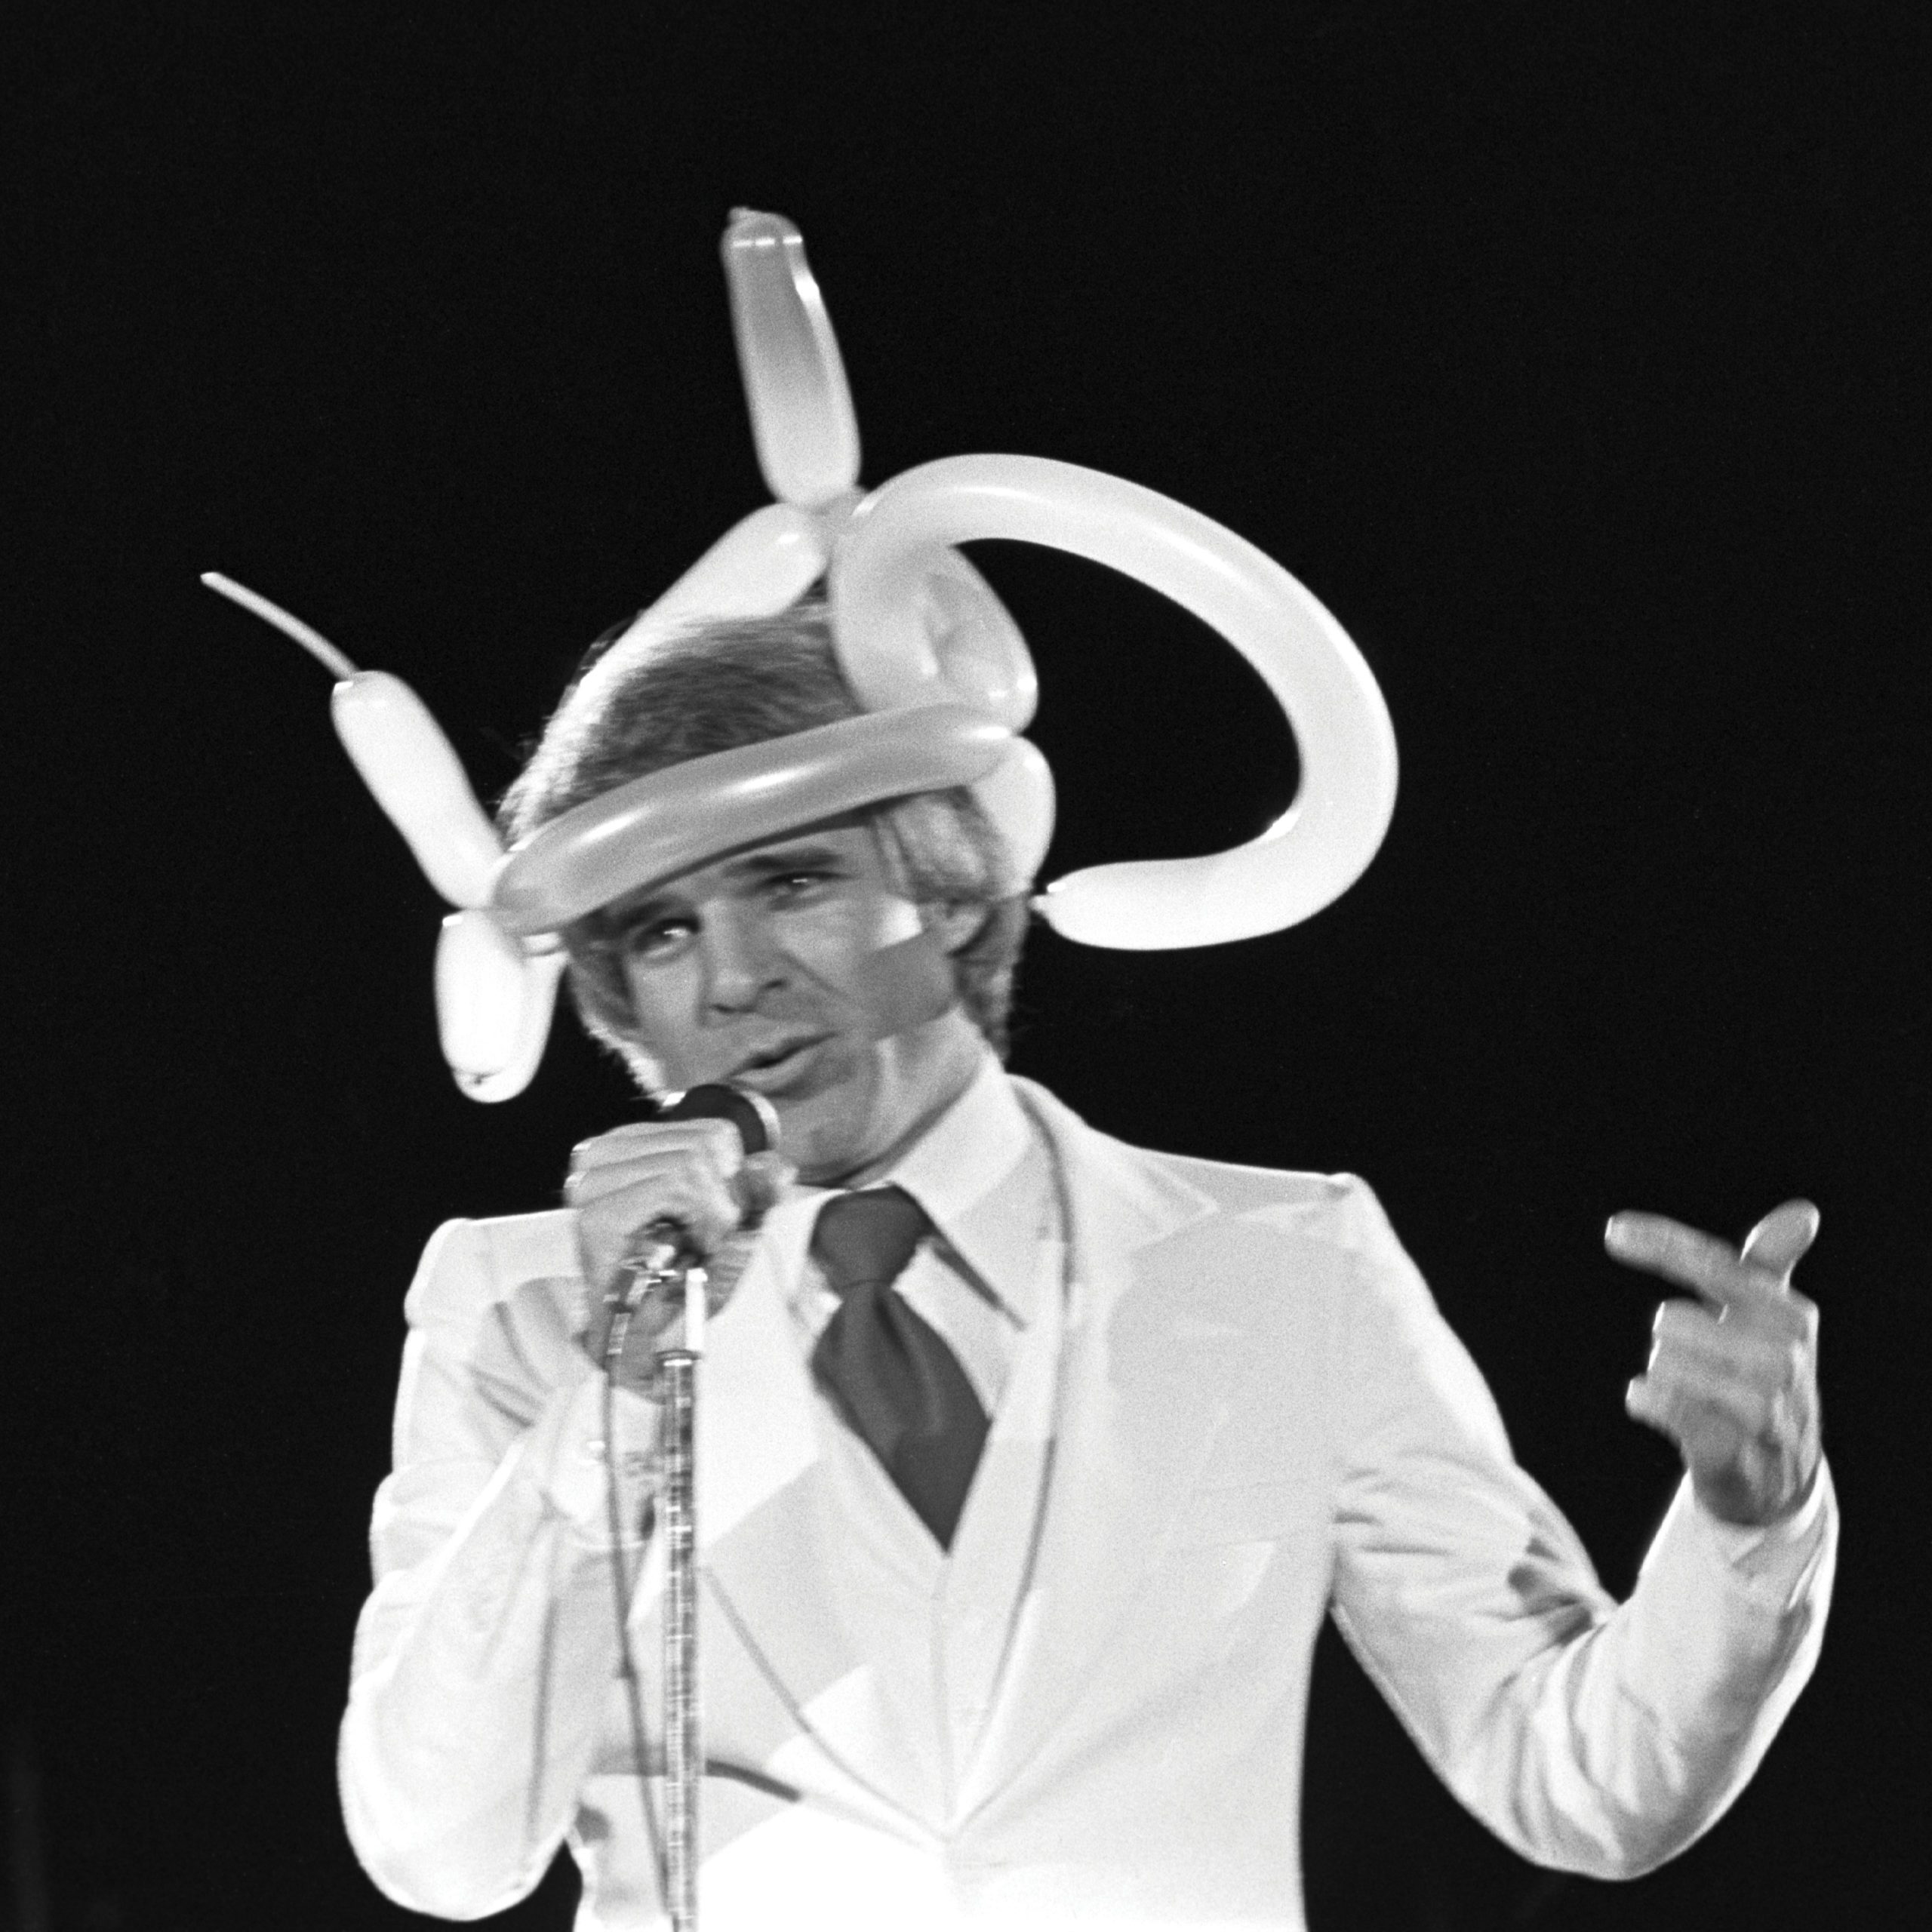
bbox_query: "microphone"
[620,1082,783,1284]
[659,1081,780,1156]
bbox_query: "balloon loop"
[208,208,1398,1101]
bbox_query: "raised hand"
[1605,1200,1823,1527]
[565,1120,785,1389]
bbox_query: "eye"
[765,868,836,904]
[618,913,697,961]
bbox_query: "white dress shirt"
[775,1051,1056,1420]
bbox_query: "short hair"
[498,597,1029,1084]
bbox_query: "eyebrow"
[716,841,848,881]
[603,842,850,928]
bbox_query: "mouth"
[731,1034,830,1094]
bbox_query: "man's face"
[593,817,984,1184]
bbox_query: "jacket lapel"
[694,1201,949,1839]
[694,1214,822,1548]
[932,1201,1068,1789]
[689,1082,1260,1832]
[955,1081,1254,1820]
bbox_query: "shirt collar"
[775,1051,1048,1327]
[906,1057,1047,1328]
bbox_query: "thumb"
[734,1149,792,1226]
[1739,1198,1821,1281]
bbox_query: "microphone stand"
[656,1264,705,1932]
[608,1250,709,1932]
[605,1082,776,1931]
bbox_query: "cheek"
[617,965,708,1078]
[786,1029,879,1113]
[788,900,926,1011]
[774,1045,884,1178]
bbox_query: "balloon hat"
[204,210,1398,1101]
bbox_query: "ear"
[925,900,986,955]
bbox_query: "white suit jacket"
[340,1077,1835,1930]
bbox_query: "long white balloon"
[210,212,1400,1109]
[329,672,507,911]
[201,571,361,679]
[722,211,863,509]
[862,541,1039,733]
[491,706,1021,936]
[601,502,831,663]
[459,953,564,1102]
[968,735,1057,891]
[435,911,567,1102]
[202,574,508,912]
[832,455,1398,949]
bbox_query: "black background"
[6,3,1926,1927]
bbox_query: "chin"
[776,1094,877,1186]
[758,1066,865,1180]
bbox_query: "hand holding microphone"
[568,1086,784,1390]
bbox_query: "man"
[340,603,1835,1930]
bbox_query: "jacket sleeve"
[1324,1179,1836,1880]
[337,1217,662,1919]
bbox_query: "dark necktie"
[808,1186,990,1550]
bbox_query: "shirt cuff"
[1693,1459,1835,1611]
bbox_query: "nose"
[700,899,786,1015]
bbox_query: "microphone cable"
[592,1083,778,1909]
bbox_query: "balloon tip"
[724,208,794,245]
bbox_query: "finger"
[580,1115,746,1147]
[1625,1372,1754,1472]
[571,1119,743,1171]
[1651,1300,1799,1380]
[1626,1371,1764,1496]
[570,1146,736,1206]
[580,1151,751,1277]
[568,1124,743,1209]
[1739,1198,1820,1284]
[1653,1290,1811,1355]
[1646,1306,1808,1398]
[1625,1370,1690,1438]
[1630,1350,1780,1443]
[734,1149,791,1224]
[580,1173,739,1247]
[1604,1212,1792,1315]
